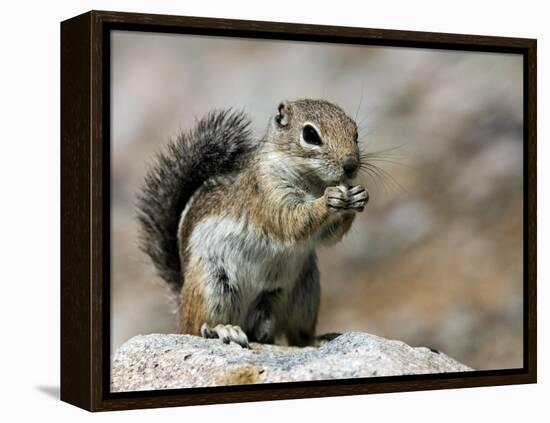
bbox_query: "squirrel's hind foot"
[200,323,250,349]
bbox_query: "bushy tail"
[136,110,255,292]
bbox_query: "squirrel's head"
[265,99,361,188]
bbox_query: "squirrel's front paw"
[347,185,369,212]
[325,186,349,212]
[201,323,250,348]
[325,185,369,213]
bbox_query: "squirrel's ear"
[275,101,291,127]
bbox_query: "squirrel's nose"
[342,156,359,177]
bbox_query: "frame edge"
[60,11,94,411]
[525,38,537,383]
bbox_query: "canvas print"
[109,30,524,392]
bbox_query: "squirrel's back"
[136,110,257,292]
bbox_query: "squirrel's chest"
[188,215,312,293]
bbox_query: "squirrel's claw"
[347,185,369,212]
[325,185,369,212]
[325,186,348,211]
[201,323,250,348]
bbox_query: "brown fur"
[178,261,209,334]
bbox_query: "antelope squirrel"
[137,99,368,348]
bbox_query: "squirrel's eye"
[354,130,359,143]
[302,125,322,146]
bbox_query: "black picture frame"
[60,10,537,412]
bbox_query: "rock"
[111,332,472,392]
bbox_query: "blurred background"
[110,30,523,370]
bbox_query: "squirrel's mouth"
[300,164,349,189]
[336,173,354,186]
[325,172,349,187]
